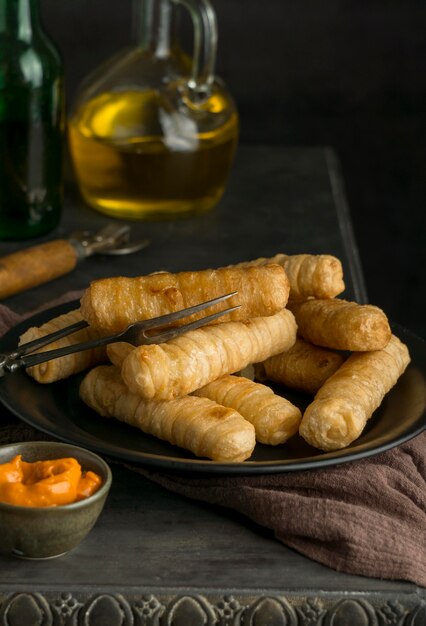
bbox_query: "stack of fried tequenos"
[80,264,301,460]
[20,252,410,459]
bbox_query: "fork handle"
[0,240,78,300]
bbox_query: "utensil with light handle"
[0,224,149,300]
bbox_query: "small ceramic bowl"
[0,441,112,559]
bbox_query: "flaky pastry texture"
[255,338,345,395]
[19,309,107,383]
[299,335,410,451]
[289,298,391,351]
[232,253,344,301]
[80,366,255,462]
[108,309,297,400]
[80,265,290,333]
[193,374,301,445]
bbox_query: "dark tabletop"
[0,146,424,626]
[1,146,366,312]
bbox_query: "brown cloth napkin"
[1,297,425,587]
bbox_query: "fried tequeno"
[232,253,344,301]
[289,298,391,351]
[110,309,297,400]
[255,338,345,395]
[107,342,134,367]
[193,374,301,445]
[80,366,256,462]
[19,309,107,383]
[299,335,410,451]
[80,265,290,333]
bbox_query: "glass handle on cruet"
[171,0,217,100]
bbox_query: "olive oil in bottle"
[68,0,239,220]
[69,89,238,219]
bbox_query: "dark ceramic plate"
[0,301,425,474]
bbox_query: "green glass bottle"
[0,0,64,240]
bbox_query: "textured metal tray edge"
[0,587,425,625]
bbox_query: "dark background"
[42,0,425,338]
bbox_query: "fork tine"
[18,305,241,369]
[4,294,240,373]
[5,319,89,360]
[11,293,237,361]
[141,305,241,345]
[12,330,118,371]
[137,291,238,331]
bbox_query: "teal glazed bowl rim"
[0,440,112,512]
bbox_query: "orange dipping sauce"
[0,455,102,507]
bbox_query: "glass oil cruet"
[68,0,239,220]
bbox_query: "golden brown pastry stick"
[19,309,107,383]
[289,299,391,351]
[255,338,345,395]
[231,253,345,301]
[80,366,256,462]
[299,335,410,451]
[80,265,290,333]
[193,374,301,445]
[107,309,297,400]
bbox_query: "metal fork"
[0,292,240,376]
